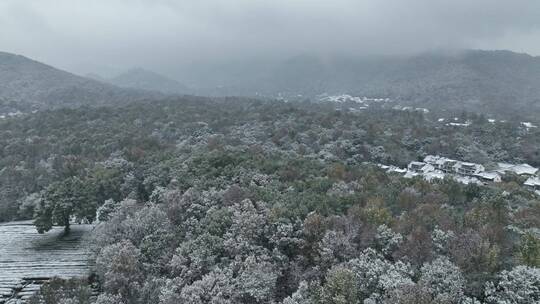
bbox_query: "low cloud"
[1,0,539,78]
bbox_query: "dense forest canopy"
[0,96,539,303]
[1,97,539,222]
[3,1,540,303]
[3,50,540,122]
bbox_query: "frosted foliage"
[327,181,355,197]
[223,199,270,257]
[123,205,171,246]
[375,224,403,255]
[172,267,234,304]
[281,281,312,304]
[432,227,455,254]
[270,220,304,253]
[250,173,272,187]
[347,248,413,298]
[95,199,117,222]
[169,233,223,281]
[318,230,355,268]
[235,255,278,302]
[419,256,465,303]
[149,186,167,204]
[485,266,540,304]
[95,240,143,300]
[93,293,126,304]
[101,153,132,171]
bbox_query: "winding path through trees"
[0,221,93,303]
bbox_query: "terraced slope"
[0,221,93,303]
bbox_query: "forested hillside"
[0,52,159,113]
[1,97,539,303]
[3,50,540,121]
[108,68,189,95]
[201,50,540,120]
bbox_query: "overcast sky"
[1,0,540,79]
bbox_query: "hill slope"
[0,52,158,111]
[109,68,189,94]
[205,50,540,118]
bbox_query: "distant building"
[423,155,485,175]
[422,155,494,184]
[475,171,502,183]
[408,161,434,173]
[456,162,485,176]
[401,155,534,189]
[423,171,445,182]
[524,177,540,191]
[453,175,482,185]
[497,163,538,176]
[441,159,458,173]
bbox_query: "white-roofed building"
[497,163,538,176]
[524,177,540,191]
[475,171,502,183]
[424,155,484,175]
[407,161,435,174]
[404,171,419,179]
[455,162,485,176]
[403,155,537,189]
[388,167,407,174]
[453,176,482,185]
[424,171,445,182]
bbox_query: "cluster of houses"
[405,155,495,185]
[378,155,540,195]
[0,111,23,120]
[318,94,391,104]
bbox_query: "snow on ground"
[0,222,93,302]
[521,122,538,129]
[447,122,471,127]
[318,94,392,106]
[0,112,23,119]
[392,106,429,113]
[319,94,365,104]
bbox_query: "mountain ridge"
[0,51,160,111]
[108,68,189,94]
[2,50,540,119]
[213,50,540,118]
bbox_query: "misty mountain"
[109,68,189,94]
[204,50,540,118]
[0,52,158,111]
[84,72,108,82]
[3,50,540,119]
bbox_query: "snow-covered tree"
[234,255,278,303]
[375,224,403,256]
[419,256,465,303]
[485,266,540,304]
[281,281,316,304]
[93,293,126,304]
[223,199,270,258]
[95,240,144,302]
[346,248,413,300]
[317,230,356,270]
[169,233,224,282]
[160,267,234,304]
[95,199,118,222]
[431,227,455,255]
